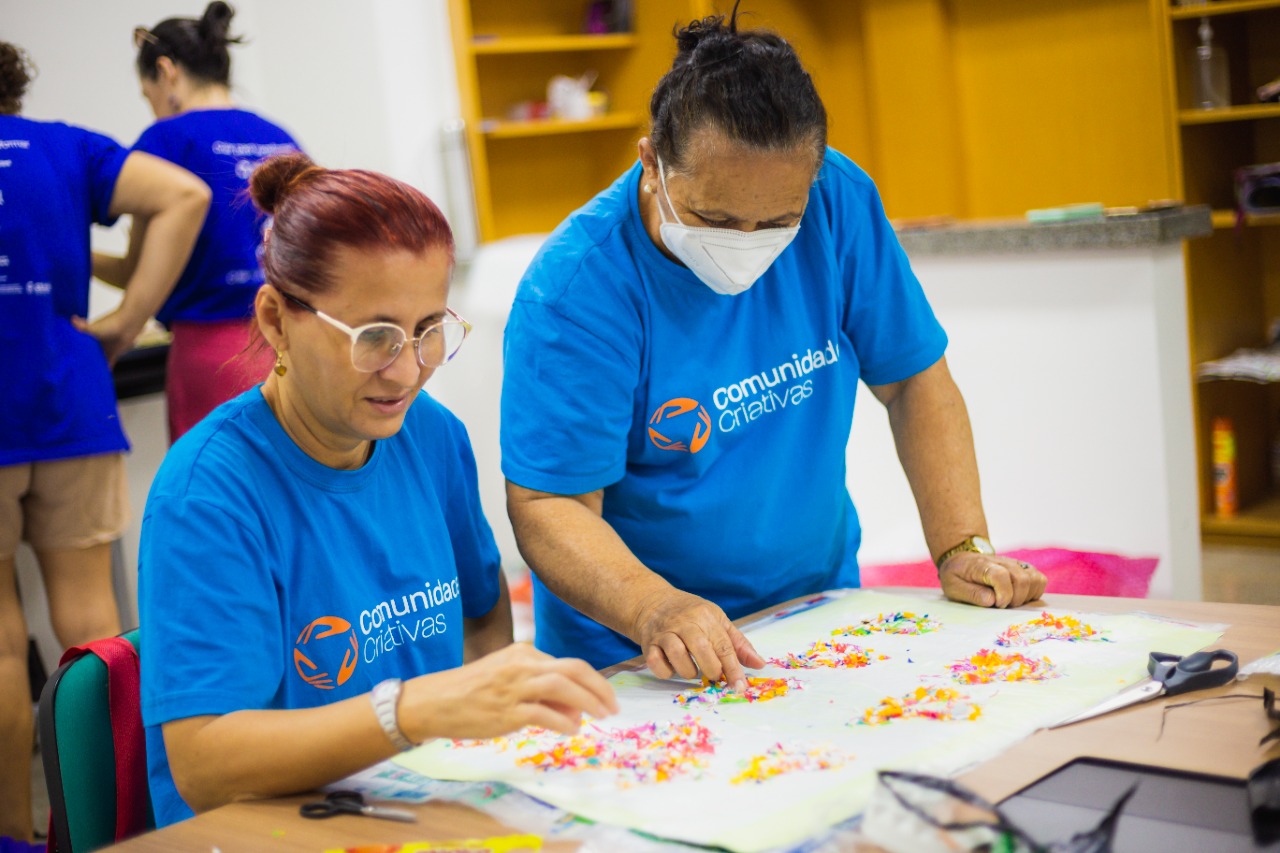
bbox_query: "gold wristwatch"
[935,535,995,570]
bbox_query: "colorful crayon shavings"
[948,648,1061,684]
[674,675,802,706]
[730,742,855,785]
[857,686,983,726]
[449,727,548,753]
[995,611,1112,647]
[451,716,718,786]
[766,639,887,670]
[833,611,941,637]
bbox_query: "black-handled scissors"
[299,790,417,823]
[1053,649,1239,728]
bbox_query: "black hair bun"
[250,152,319,214]
[675,15,739,61]
[198,1,236,46]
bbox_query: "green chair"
[38,629,154,852]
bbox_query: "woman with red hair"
[137,153,616,826]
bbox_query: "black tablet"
[998,757,1278,852]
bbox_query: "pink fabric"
[859,547,1158,598]
[166,319,273,443]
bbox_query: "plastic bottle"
[1212,417,1238,517]
[1192,18,1230,110]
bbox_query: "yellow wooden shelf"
[1169,0,1280,20]
[1210,209,1280,228]
[1178,103,1280,125]
[1202,492,1280,539]
[470,33,637,55]
[479,112,644,139]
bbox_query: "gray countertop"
[895,205,1213,256]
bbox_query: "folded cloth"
[860,547,1158,598]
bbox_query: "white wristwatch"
[370,678,416,752]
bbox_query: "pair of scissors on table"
[1053,649,1239,728]
[300,790,417,823]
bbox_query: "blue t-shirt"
[132,109,298,325]
[139,388,501,826]
[0,115,130,465]
[501,149,947,669]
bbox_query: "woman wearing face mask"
[138,153,617,826]
[94,1,301,442]
[500,5,1047,684]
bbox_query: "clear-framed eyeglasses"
[281,290,472,372]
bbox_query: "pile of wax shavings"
[995,611,1112,647]
[767,639,887,670]
[449,727,550,752]
[730,742,854,785]
[856,686,983,726]
[833,611,941,637]
[507,716,718,785]
[674,675,802,706]
[948,649,1061,684]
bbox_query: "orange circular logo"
[294,615,358,689]
[648,398,711,453]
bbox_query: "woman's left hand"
[939,552,1046,608]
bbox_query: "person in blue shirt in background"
[138,153,616,826]
[0,41,209,847]
[500,5,1049,687]
[94,1,301,442]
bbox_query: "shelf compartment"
[1202,491,1280,538]
[480,112,644,139]
[1170,0,1280,20]
[1211,209,1280,227]
[1179,103,1280,124]
[470,34,637,55]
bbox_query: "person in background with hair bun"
[0,40,209,846]
[94,1,301,442]
[501,4,1048,687]
[138,152,617,827]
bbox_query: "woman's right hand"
[632,587,765,694]
[399,643,618,743]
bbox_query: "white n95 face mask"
[655,155,802,296]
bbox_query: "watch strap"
[371,678,415,752]
[935,535,994,570]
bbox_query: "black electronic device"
[999,757,1280,852]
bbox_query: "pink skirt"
[167,319,273,443]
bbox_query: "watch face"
[972,536,995,555]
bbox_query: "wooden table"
[104,591,1280,852]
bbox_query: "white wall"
[849,247,1200,599]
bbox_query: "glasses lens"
[417,320,468,368]
[352,325,405,372]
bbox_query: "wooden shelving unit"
[480,112,645,139]
[1178,102,1280,124]
[448,0,698,240]
[1169,0,1280,19]
[450,0,1185,239]
[1158,0,1280,544]
[470,34,638,54]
